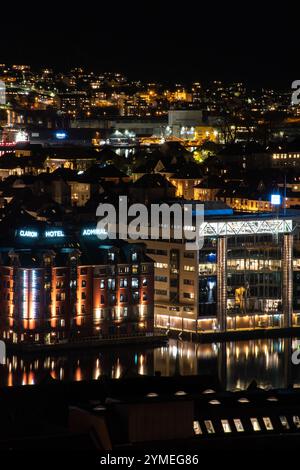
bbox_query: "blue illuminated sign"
[271,194,281,206]
[55,131,67,140]
[45,230,65,238]
[19,229,39,238]
[18,229,65,239]
[82,227,106,237]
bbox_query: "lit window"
[250,418,261,432]
[209,400,221,405]
[119,278,128,288]
[263,417,273,431]
[233,419,244,432]
[107,279,115,290]
[293,416,300,429]
[184,265,195,272]
[280,416,290,430]
[204,420,215,434]
[238,397,250,403]
[193,421,202,435]
[155,262,168,269]
[221,420,232,433]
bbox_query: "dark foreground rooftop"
[1,374,300,452]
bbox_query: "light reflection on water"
[1,337,300,390]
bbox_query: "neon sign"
[82,228,106,237]
[19,230,38,238]
[55,131,67,140]
[45,230,65,238]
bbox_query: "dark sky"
[1,2,298,88]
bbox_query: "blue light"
[82,227,107,237]
[31,270,37,319]
[207,252,216,262]
[55,131,67,140]
[271,194,281,206]
[19,229,39,238]
[45,230,65,238]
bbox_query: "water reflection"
[1,337,300,390]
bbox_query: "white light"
[45,230,64,238]
[82,228,106,236]
[20,230,38,238]
[271,194,281,206]
[31,270,37,319]
[55,131,67,140]
[23,270,28,319]
[199,219,292,236]
[15,131,28,143]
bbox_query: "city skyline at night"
[2,1,300,457]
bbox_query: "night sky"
[1,2,298,87]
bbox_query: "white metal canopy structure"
[199,219,293,237]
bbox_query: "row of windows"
[155,289,168,296]
[93,291,149,306]
[147,249,168,256]
[26,291,151,310]
[184,265,195,272]
[194,415,300,436]
[155,263,168,269]
[80,263,147,276]
[273,153,300,159]
[155,276,168,283]
[148,249,194,260]
[108,278,148,289]
[183,292,194,299]
[184,279,194,286]
[154,290,195,299]
[98,278,148,289]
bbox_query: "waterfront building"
[0,223,154,344]
[134,203,300,334]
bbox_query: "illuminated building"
[215,193,274,213]
[194,126,219,143]
[131,203,300,334]
[168,110,205,139]
[168,172,202,200]
[0,226,154,344]
[272,152,300,168]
